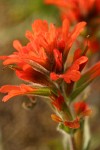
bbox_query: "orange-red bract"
[74,101,92,117]
[50,56,88,83]
[0,84,38,102]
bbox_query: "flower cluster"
[0,19,100,129]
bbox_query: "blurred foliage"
[0,0,60,55]
[0,0,60,27]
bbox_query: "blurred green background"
[0,0,100,150]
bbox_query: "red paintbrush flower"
[0,19,97,129]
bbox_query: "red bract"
[64,117,80,129]
[74,101,92,117]
[51,94,64,111]
[50,56,88,83]
[0,84,52,102]
[0,84,38,102]
[14,63,51,86]
[51,100,92,128]
[51,113,80,129]
[51,114,62,123]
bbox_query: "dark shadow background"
[0,0,100,150]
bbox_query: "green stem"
[62,102,73,121]
[73,128,84,150]
[71,135,77,150]
[59,125,84,150]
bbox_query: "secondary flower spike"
[45,0,100,23]
[45,0,100,53]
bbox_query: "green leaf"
[31,87,54,96]
[69,80,91,100]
